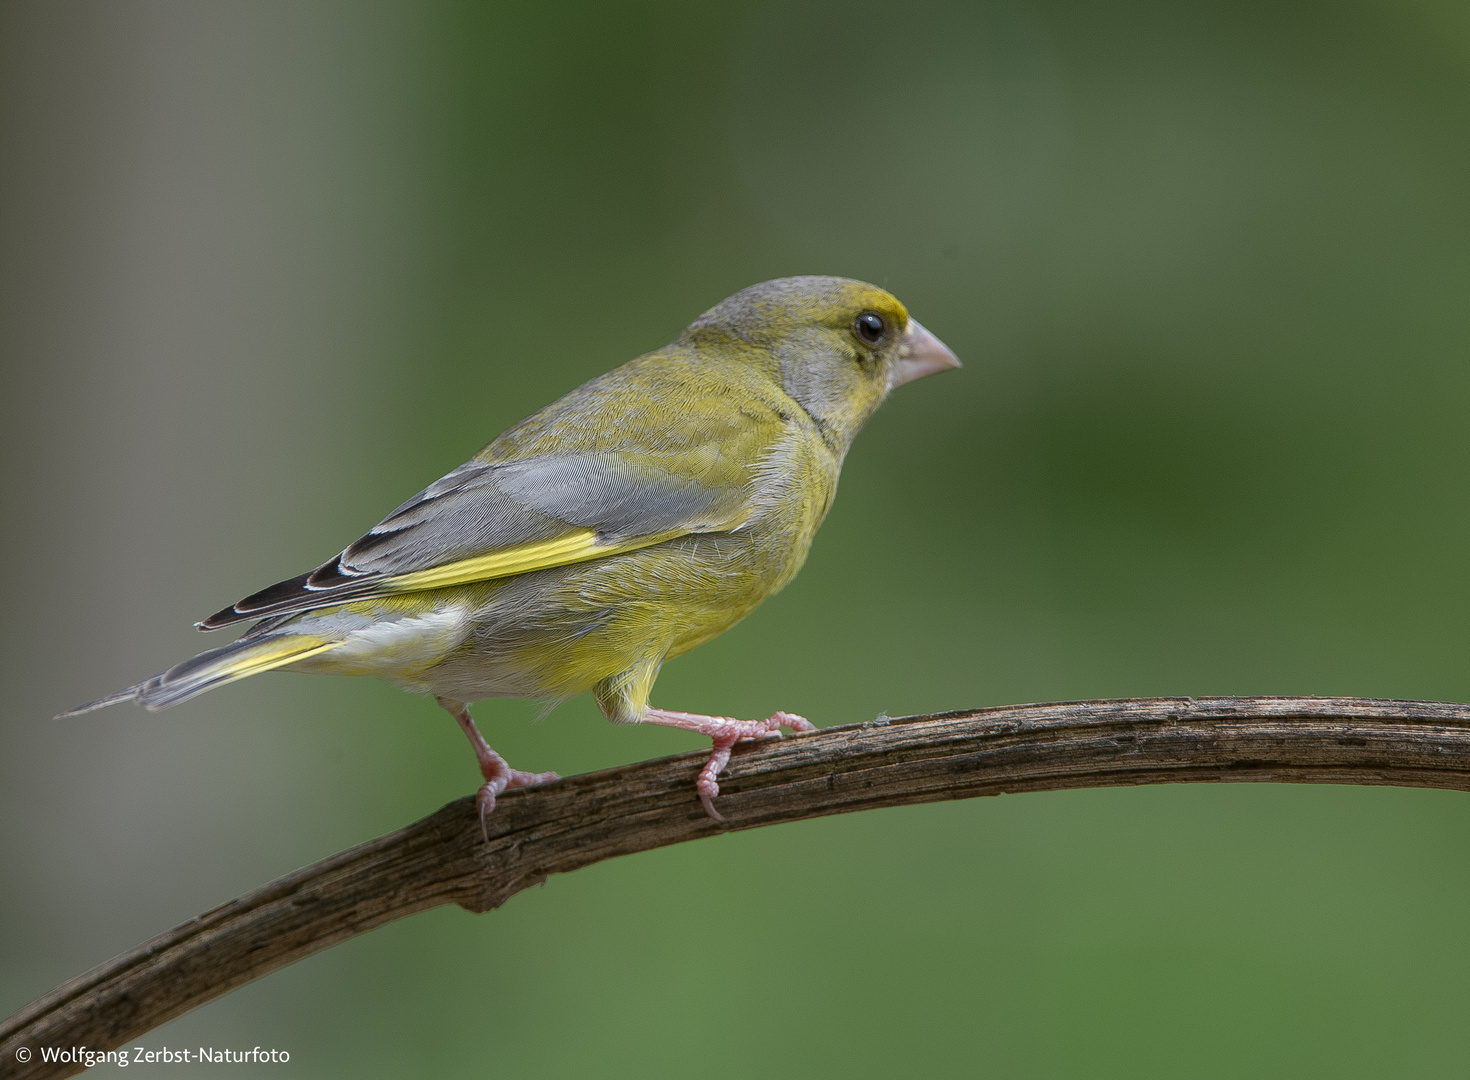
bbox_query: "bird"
[60,276,960,834]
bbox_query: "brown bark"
[6,695,1470,1078]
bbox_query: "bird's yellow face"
[680,276,959,455]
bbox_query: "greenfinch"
[61,276,960,830]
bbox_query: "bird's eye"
[855,312,886,344]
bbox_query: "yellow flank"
[379,528,690,594]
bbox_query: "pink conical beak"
[890,318,961,388]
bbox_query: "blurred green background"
[5,0,1470,1075]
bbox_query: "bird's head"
[681,276,960,454]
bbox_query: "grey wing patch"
[200,451,746,629]
[339,461,567,575]
[492,452,738,537]
[200,462,568,627]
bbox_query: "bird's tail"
[56,633,340,718]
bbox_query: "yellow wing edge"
[378,527,690,594]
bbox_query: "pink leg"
[641,707,817,821]
[437,697,560,841]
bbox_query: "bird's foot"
[473,763,562,840]
[437,696,559,841]
[642,708,816,821]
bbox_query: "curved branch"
[8,695,1470,1077]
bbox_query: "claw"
[642,708,816,820]
[477,784,498,842]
